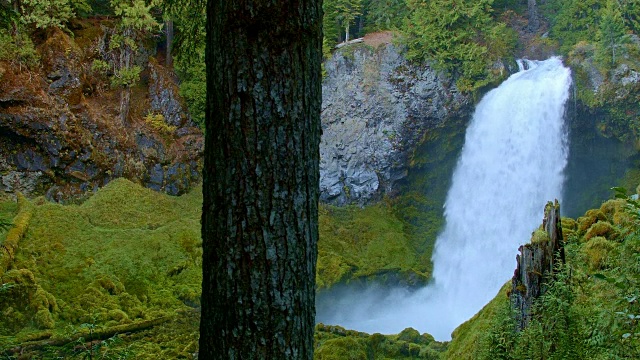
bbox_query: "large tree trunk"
[199,0,322,358]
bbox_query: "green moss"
[34,309,54,329]
[315,336,368,360]
[599,198,634,227]
[531,229,550,244]
[0,179,203,354]
[317,202,425,289]
[577,209,608,233]
[314,324,445,360]
[582,236,616,271]
[584,221,618,242]
[561,217,578,231]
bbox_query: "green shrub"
[403,0,515,91]
[0,29,39,68]
[144,113,177,136]
[584,221,618,241]
[583,236,616,270]
[20,0,90,29]
[315,337,367,360]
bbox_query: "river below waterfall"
[316,57,573,341]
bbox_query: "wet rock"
[149,62,193,128]
[0,56,202,201]
[148,164,164,191]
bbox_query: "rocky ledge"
[0,28,202,201]
[320,38,471,205]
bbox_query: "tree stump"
[510,200,565,331]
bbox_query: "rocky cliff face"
[0,28,202,201]
[1,29,471,204]
[320,41,471,205]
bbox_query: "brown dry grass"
[363,31,395,49]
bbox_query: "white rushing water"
[316,57,573,340]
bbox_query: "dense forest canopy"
[2,0,638,109]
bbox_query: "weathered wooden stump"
[510,200,565,331]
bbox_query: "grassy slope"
[0,178,441,358]
[445,197,640,359]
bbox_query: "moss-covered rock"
[577,209,608,233]
[583,236,616,271]
[584,221,618,242]
[561,217,577,231]
[315,336,368,360]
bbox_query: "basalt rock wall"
[320,43,472,205]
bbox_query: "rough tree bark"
[199,0,322,358]
[510,200,565,331]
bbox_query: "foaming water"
[316,57,573,340]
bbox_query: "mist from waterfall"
[316,57,573,341]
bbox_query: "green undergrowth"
[0,199,17,240]
[446,191,640,359]
[315,324,446,359]
[0,178,203,358]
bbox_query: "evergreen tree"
[162,0,206,127]
[547,0,603,52]
[597,0,628,66]
[109,0,160,123]
[362,0,407,32]
[336,0,362,42]
[404,0,513,90]
[324,0,361,46]
[619,0,640,33]
[20,0,90,29]
[199,0,322,357]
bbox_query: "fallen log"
[4,316,169,354]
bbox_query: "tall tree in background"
[324,0,361,46]
[598,0,628,66]
[199,0,322,358]
[336,0,361,42]
[110,0,160,124]
[404,0,514,90]
[362,0,407,32]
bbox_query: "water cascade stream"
[316,57,573,340]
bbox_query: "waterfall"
[316,57,572,341]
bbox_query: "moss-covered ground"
[0,178,449,358]
[0,179,203,358]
